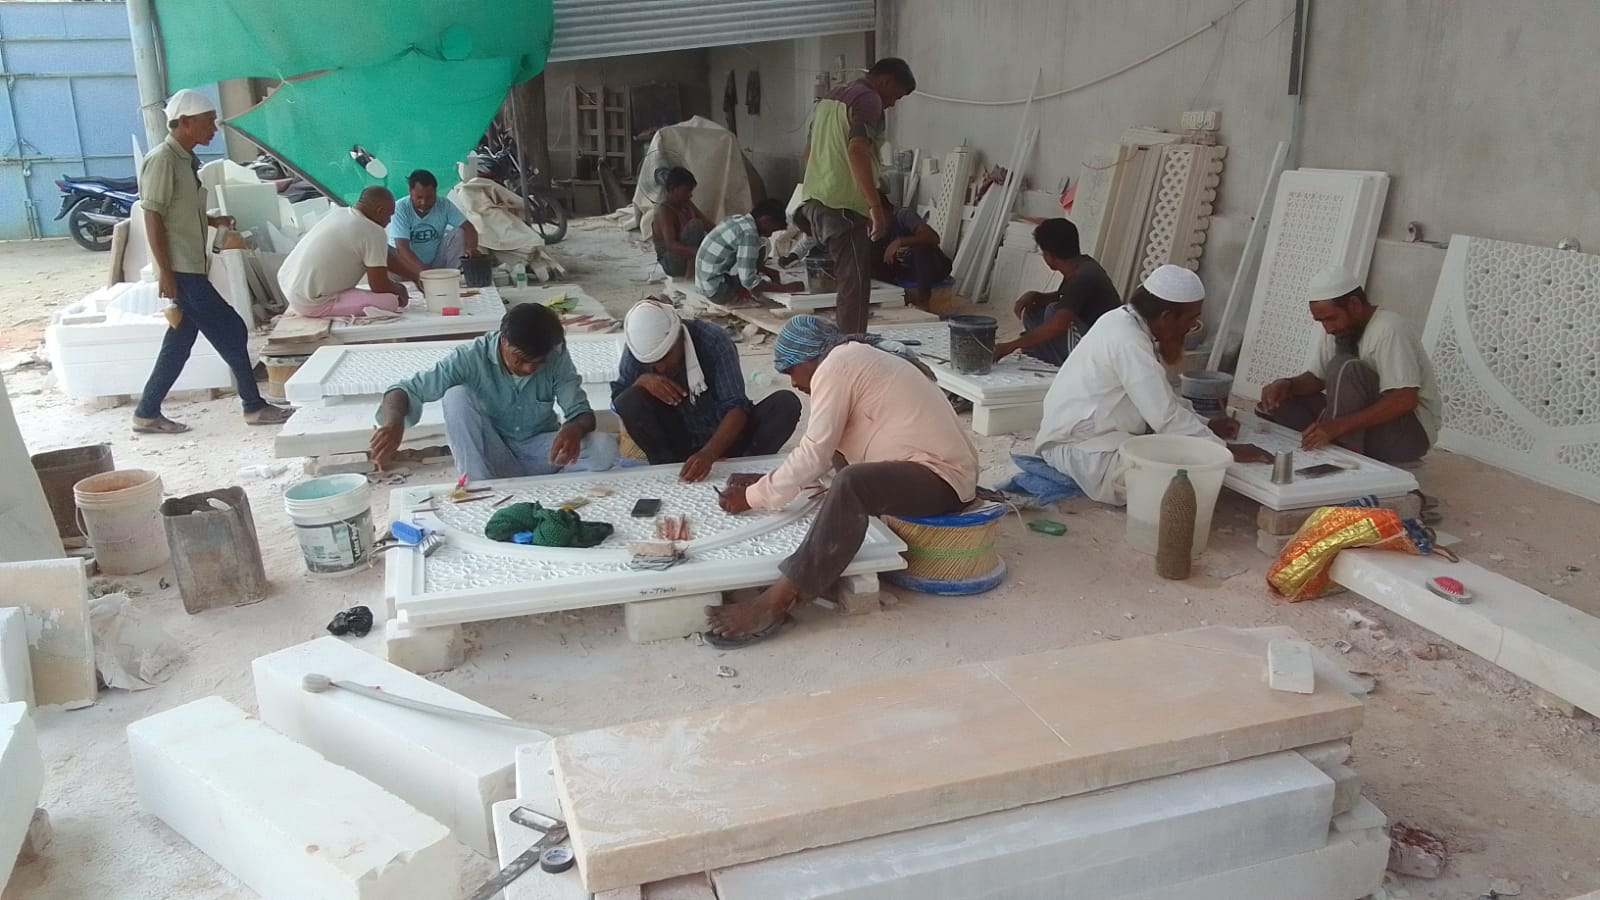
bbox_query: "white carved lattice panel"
[1137,144,1227,282]
[1421,235,1600,501]
[1233,169,1389,401]
[928,147,976,255]
[329,284,507,342]
[1069,143,1127,259]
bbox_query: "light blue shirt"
[388,196,467,266]
[383,332,591,442]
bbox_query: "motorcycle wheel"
[67,197,116,252]
[527,192,569,244]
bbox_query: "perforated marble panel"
[768,283,905,311]
[873,324,1057,405]
[329,284,506,342]
[1069,144,1127,259]
[285,336,624,404]
[1233,170,1389,401]
[928,147,975,255]
[387,458,907,626]
[1137,144,1226,282]
[1422,235,1600,501]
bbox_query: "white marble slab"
[873,323,1057,407]
[1422,235,1600,502]
[387,457,907,628]
[1224,412,1417,509]
[767,281,905,312]
[1234,169,1389,401]
[285,334,625,406]
[329,283,506,343]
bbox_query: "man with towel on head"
[612,299,802,482]
[1034,265,1270,504]
[708,315,979,647]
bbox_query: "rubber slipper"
[244,405,294,426]
[703,614,795,650]
[131,416,191,435]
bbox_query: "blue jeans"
[136,273,265,418]
[442,386,619,480]
[1020,301,1085,367]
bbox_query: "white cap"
[1142,264,1205,303]
[164,89,215,122]
[1306,265,1362,303]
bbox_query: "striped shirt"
[694,214,763,295]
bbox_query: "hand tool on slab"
[300,673,557,734]
[466,806,570,900]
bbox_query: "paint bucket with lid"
[419,269,460,309]
[73,469,170,574]
[32,443,114,543]
[948,315,999,375]
[284,474,375,575]
[1179,370,1234,420]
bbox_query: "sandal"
[703,614,795,650]
[131,415,191,435]
[244,405,294,426]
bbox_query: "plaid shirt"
[612,318,753,446]
[694,214,763,295]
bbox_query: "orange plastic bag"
[1267,505,1435,601]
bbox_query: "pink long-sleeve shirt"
[747,343,980,510]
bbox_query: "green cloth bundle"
[485,502,613,548]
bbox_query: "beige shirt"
[138,135,209,275]
[747,343,979,510]
[1307,308,1441,443]
[278,207,391,314]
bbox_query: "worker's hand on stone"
[369,422,404,470]
[717,483,751,514]
[638,373,687,406]
[393,282,410,306]
[157,270,179,302]
[992,341,1017,363]
[1013,292,1040,319]
[549,424,583,466]
[680,451,715,483]
[1208,415,1241,440]
[1228,443,1274,464]
[868,205,890,242]
[883,239,905,266]
[1259,378,1293,412]
[1300,419,1346,452]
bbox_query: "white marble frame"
[329,284,508,343]
[766,282,906,312]
[1224,413,1418,508]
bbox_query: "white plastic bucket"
[1119,435,1232,557]
[74,469,170,574]
[284,474,374,575]
[419,268,459,307]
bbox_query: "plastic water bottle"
[1155,469,1196,580]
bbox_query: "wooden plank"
[552,626,1365,891]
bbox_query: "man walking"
[798,58,916,334]
[133,89,289,434]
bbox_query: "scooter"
[55,175,138,251]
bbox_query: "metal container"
[1271,451,1295,484]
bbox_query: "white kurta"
[1034,306,1221,504]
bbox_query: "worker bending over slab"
[1257,266,1440,463]
[652,166,714,278]
[1034,265,1270,504]
[995,218,1121,365]
[277,187,410,317]
[693,199,799,302]
[386,168,481,283]
[709,316,979,646]
[871,192,951,309]
[369,304,618,479]
[613,300,801,481]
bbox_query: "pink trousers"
[299,288,404,318]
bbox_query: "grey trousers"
[1261,354,1431,462]
[1020,301,1086,367]
[442,386,618,480]
[799,199,872,334]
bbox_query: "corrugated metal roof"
[548,0,875,63]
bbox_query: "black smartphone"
[1295,463,1345,478]
[631,498,662,517]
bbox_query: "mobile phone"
[1295,463,1345,478]
[631,498,662,517]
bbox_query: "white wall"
[708,33,870,203]
[881,0,1600,340]
[542,50,713,180]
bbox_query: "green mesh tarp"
[152,0,554,204]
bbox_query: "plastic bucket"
[420,268,460,307]
[1118,435,1232,557]
[1179,370,1234,421]
[284,474,375,575]
[73,469,169,574]
[262,354,309,403]
[459,254,493,288]
[948,315,998,375]
[32,443,114,541]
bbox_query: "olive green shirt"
[139,135,209,274]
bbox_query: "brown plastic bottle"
[1155,469,1196,580]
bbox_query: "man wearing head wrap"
[1033,265,1270,504]
[707,315,978,646]
[613,300,801,482]
[131,89,291,434]
[1257,266,1438,462]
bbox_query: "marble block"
[624,592,718,644]
[0,559,95,709]
[1,702,44,888]
[0,607,33,706]
[553,626,1365,891]
[1111,827,1388,900]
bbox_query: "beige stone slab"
[0,559,95,709]
[553,627,1365,891]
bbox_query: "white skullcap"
[1305,265,1362,303]
[1142,264,1205,303]
[164,89,215,122]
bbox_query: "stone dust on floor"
[1,224,1597,900]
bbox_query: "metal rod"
[508,90,532,226]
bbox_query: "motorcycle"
[476,122,569,244]
[55,175,138,252]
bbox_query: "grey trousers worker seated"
[614,388,802,465]
[1259,354,1431,463]
[443,386,618,480]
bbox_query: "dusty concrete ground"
[2,225,1597,900]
